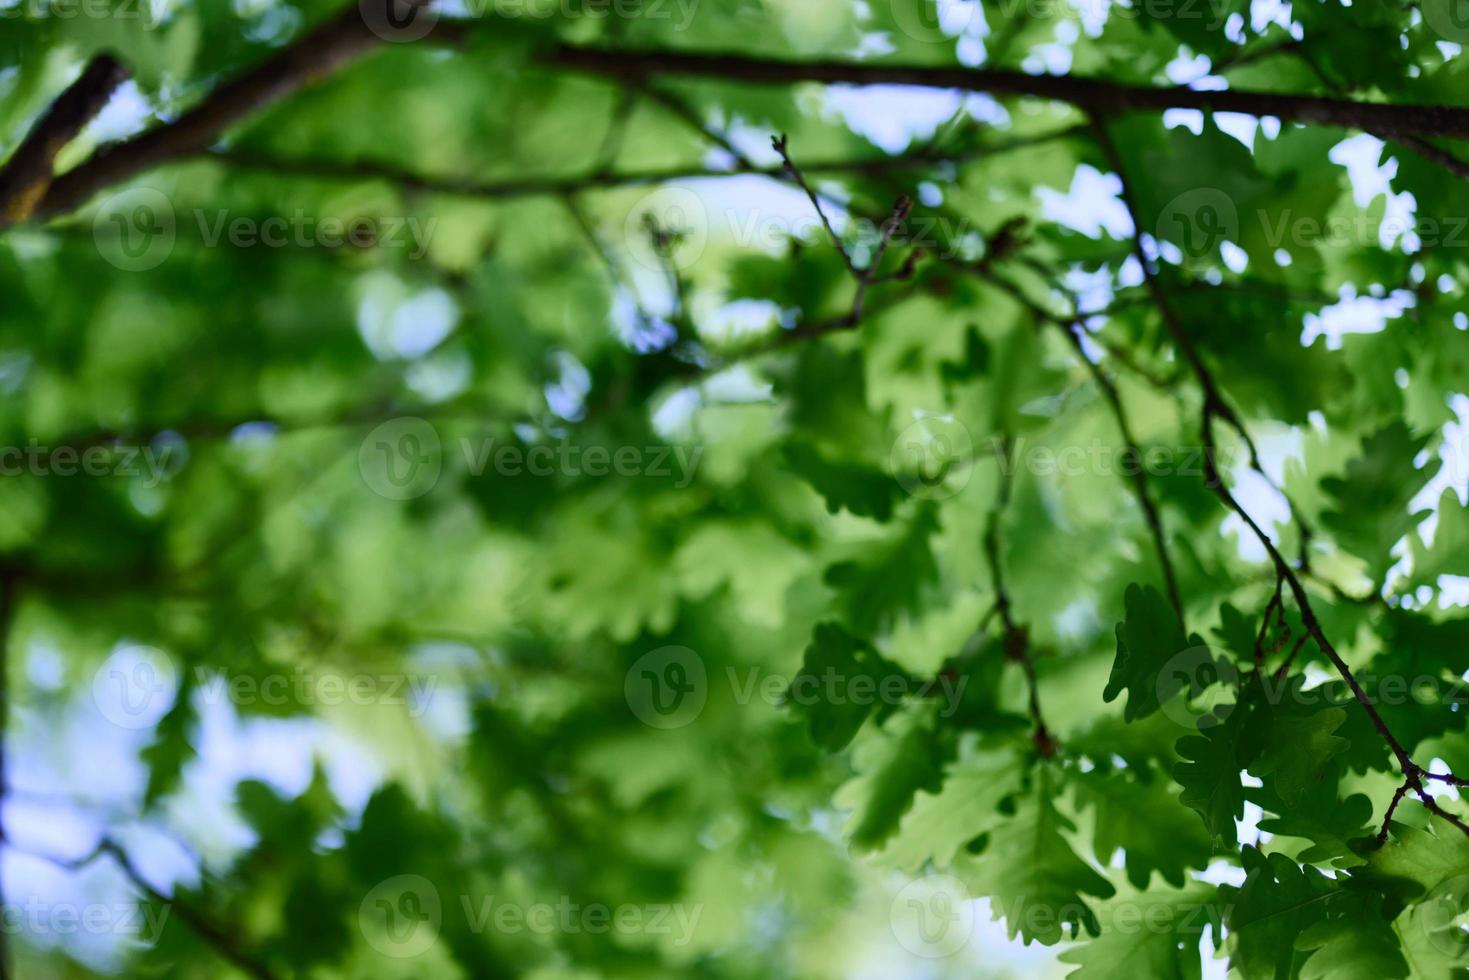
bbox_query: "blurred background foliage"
[3,0,1469,977]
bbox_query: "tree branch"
[30,6,387,222]
[772,133,860,276]
[25,839,278,980]
[539,41,1469,140]
[984,435,1055,757]
[1085,110,1469,835]
[955,262,1186,625]
[26,9,1469,230]
[0,54,130,224]
[201,134,1054,201]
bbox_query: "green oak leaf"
[958,769,1117,945]
[1105,583,1207,722]
[1072,767,1213,890]
[787,621,910,751]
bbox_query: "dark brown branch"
[1199,404,1464,833]
[1089,111,1319,579]
[753,138,917,341]
[0,54,129,225]
[21,12,1469,228]
[538,41,1469,140]
[1284,38,1469,185]
[32,6,388,221]
[1419,794,1469,839]
[1378,779,1412,842]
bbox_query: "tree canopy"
[4,0,1469,977]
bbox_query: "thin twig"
[1088,110,1469,835]
[984,435,1056,756]
[953,262,1185,625]
[22,839,279,980]
[1378,780,1412,842]
[1253,574,1284,669]
[771,133,859,275]
[1273,631,1313,682]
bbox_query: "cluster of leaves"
[5,0,1469,977]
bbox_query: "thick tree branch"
[1282,38,1469,184]
[23,7,1469,229]
[538,42,1469,140]
[31,6,386,221]
[0,54,129,224]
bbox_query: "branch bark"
[21,10,1469,227]
[0,54,130,224]
[203,129,1069,201]
[539,42,1469,140]
[30,6,387,222]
